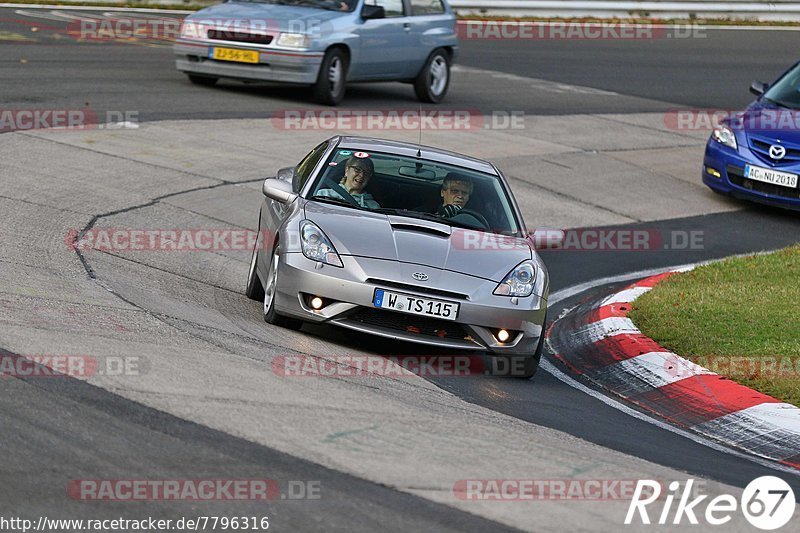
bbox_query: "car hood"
[304,202,532,282]
[189,2,345,30]
[738,101,800,144]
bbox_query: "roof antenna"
[416,103,422,158]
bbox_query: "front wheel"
[414,49,450,104]
[313,48,347,106]
[263,250,302,330]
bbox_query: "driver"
[317,156,380,209]
[436,173,473,218]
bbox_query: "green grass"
[629,245,800,406]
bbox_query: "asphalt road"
[2,6,800,532]
[1,8,798,120]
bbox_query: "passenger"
[317,156,380,209]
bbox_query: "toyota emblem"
[412,272,428,281]
[769,144,787,160]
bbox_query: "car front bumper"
[703,139,800,210]
[272,252,547,356]
[174,40,324,84]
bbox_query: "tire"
[414,49,450,104]
[245,243,265,302]
[263,250,302,330]
[312,48,347,106]
[187,74,218,86]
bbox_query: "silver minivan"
[174,0,459,104]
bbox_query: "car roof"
[334,136,499,176]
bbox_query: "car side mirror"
[530,228,565,250]
[276,166,296,183]
[361,4,385,20]
[263,178,297,204]
[749,80,768,96]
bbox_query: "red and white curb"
[547,268,800,470]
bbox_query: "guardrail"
[449,0,800,21]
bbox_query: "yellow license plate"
[210,47,259,64]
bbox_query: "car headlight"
[494,260,536,297]
[711,125,737,150]
[276,32,311,49]
[180,21,203,40]
[300,221,343,267]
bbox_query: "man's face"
[343,163,372,193]
[441,180,472,207]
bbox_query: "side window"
[294,142,328,192]
[366,0,405,17]
[410,0,444,15]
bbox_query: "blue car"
[174,0,458,105]
[703,61,800,210]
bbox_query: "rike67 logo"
[625,477,796,530]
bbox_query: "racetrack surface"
[2,7,800,531]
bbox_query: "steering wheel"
[450,209,490,230]
[322,177,361,208]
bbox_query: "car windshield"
[762,63,800,110]
[235,0,355,12]
[309,148,524,236]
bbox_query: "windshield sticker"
[354,151,370,158]
[338,150,352,156]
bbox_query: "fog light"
[705,166,721,179]
[497,329,510,342]
[310,296,324,310]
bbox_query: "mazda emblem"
[769,144,787,160]
[412,272,428,281]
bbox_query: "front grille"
[366,279,469,301]
[348,308,469,341]
[748,134,800,166]
[727,164,800,200]
[207,29,273,45]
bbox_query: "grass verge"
[629,245,800,406]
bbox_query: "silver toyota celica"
[246,136,549,377]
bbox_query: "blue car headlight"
[494,260,536,297]
[276,33,311,49]
[711,125,737,150]
[300,221,343,267]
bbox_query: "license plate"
[209,47,259,64]
[744,164,798,189]
[373,289,459,321]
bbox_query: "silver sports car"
[246,136,549,377]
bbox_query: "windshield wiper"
[311,195,363,209]
[762,96,797,110]
[373,208,446,222]
[374,208,487,230]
